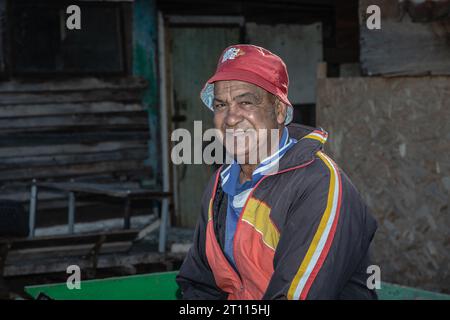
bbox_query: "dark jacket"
[176,124,378,300]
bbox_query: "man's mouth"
[230,130,246,137]
[224,128,253,137]
[225,129,247,138]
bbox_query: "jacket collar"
[221,126,296,194]
[218,123,328,178]
[277,123,328,171]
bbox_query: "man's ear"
[275,100,288,125]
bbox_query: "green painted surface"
[25,271,180,300]
[25,271,450,300]
[376,282,450,300]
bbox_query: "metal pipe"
[124,195,131,230]
[68,192,75,234]
[28,179,37,239]
[159,199,169,253]
[158,11,170,253]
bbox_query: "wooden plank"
[0,102,143,118]
[38,182,171,198]
[0,160,148,181]
[33,214,158,238]
[0,229,138,249]
[136,219,161,241]
[3,251,185,277]
[0,131,149,147]
[359,0,450,76]
[0,141,147,158]
[0,190,67,202]
[0,77,146,93]
[0,90,145,105]
[0,149,148,169]
[0,181,141,201]
[25,200,97,211]
[0,113,148,131]
[6,242,133,263]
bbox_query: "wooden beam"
[0,149,148,169]
[0,190,65,203]
[6,241,133,263]
[38,182,172,198]
[0,160,148,181]
[0,131,149,147]
[0,90,145,106]
[135,219,161,241]
[0,102,143,118]
[0,113,148,131]
[0,77,146,93]
[3,251,186,277]
[1,229,138,250]
[0,141,147,158]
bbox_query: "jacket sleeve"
[175,172,228,300]
[263,155,378,300]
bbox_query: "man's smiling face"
[212,80,287,163]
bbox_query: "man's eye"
[214,103,226,109]
[240,101,252,106]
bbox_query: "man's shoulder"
[286,151,340,186]
[293,152,368,210]
[305,152,355,189]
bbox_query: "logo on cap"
[221,47,244,63]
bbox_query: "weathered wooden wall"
[0,77,152,225]
[316,76,450,293]
[359,0,450,76]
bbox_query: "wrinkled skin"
[212,80,287,181]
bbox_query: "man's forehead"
[213,80,264,97]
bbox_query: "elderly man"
[176,44,378,300]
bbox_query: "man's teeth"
[226,130,246,136]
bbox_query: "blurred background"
[0,0,448,298]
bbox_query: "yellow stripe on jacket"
[287,151,341,300]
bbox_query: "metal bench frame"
[28,179,172,252]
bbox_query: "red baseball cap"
[200,44,293,124]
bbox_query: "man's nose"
[224,103,243,127]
